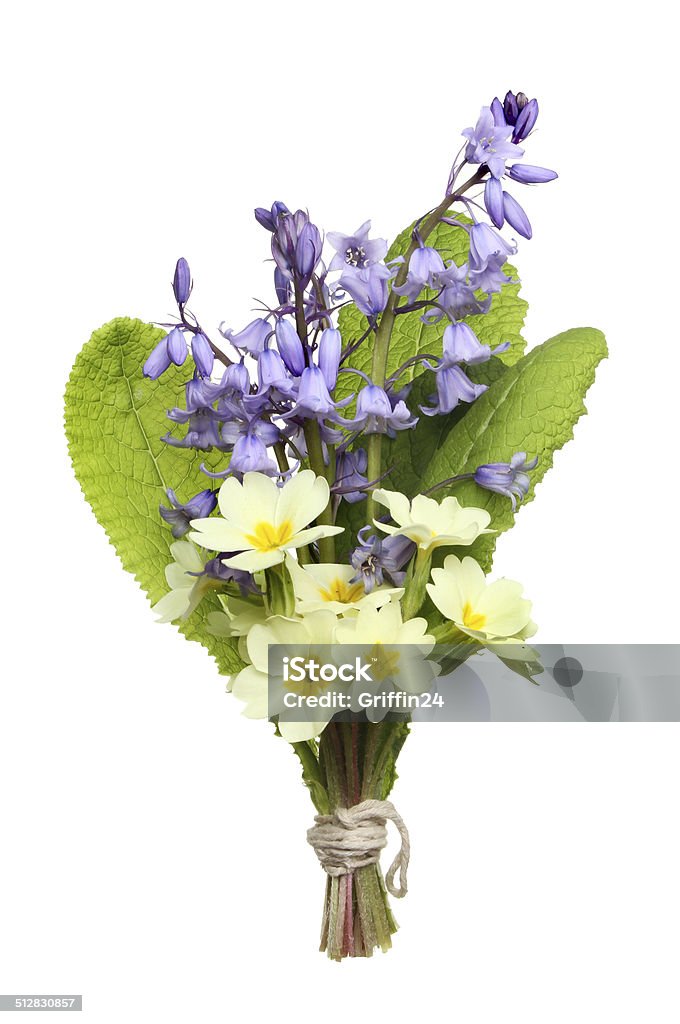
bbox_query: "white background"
[2,1,679,1021]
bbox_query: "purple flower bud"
[318,328,341,390]
[160,487,217,538]
[490,96,506,126]
[513,99,539,143]
[173,257,191,305]
[474,452,538,510]
[502,192,532,239]
[503,90,520,125]
[275,318,305,376]
[166,326,187,366]
[143,336,172,379]
[254,200,290,232]
[484,176,505,229]
[274,267,291,305]
[294,221,323,285]
[507,164,558,184]
[191,332,214,377]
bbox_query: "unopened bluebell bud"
[173,257,191,305]
[166,326,187,366]
[318,328,341,389]
[191,332,214,377]
[143,337,172,379]
[275,318,305,376]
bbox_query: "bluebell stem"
[327,221,388,272]
[392,246,445,303]
[173,257,192,305]
[159,487,217,538]
[191,332,215,377]
[350,528,415,593]
[221,318,271,357]
[275,318,305,376]
[318,328,341,389]
[473,452,538,509]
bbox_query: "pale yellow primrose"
[231,611,338,742]
[151,540,208,622]
[426,555,534,641]
[189,470,343,572]
[286,556,402,615]
[372,489,492,552]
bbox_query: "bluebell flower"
[474,452,538,510]
[441,321,509,366]
[344,384,418,436]
[339,263,393,316]
[159,488,217,538]
[275,318,306,376]
[191,332,215,377]
[393,245,446,304]
[257,348,297,398]
[172,257,192,305]
[333,448,369,503]
[229,433,280,477]
[318,328,341,390]
[462,106,524,178]
[468,254,513,295]
[350,528,415,593]
[420,364,487,416]
[143,327,187,379]
[254,200,290,232]
[292,365,347,419]
[468,221,517,272]
[327,220,388,273]
[201,555,260,597]
[221,318,271,357]
[164,377,223,450]
[427,261,490,320]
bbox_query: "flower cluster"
[145,89,554,738]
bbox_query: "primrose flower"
[372,489,491,552]
[427,555,534,641]
[232,610,339,742]
[327,220,388,273]
[189,470,343,572]
[151,541,211,622]
[286,557,401,615]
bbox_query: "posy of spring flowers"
[65,90,607,960]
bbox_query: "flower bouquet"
[65,91,606,960]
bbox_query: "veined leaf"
[420,327,608,570]
[64,316,244,675]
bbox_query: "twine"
[307,799,410,898]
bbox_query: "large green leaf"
[64,317,244,675]
[421,327,608,570]
[336,216,528,403]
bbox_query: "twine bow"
[307,798,410,898]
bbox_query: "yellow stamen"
[462,601,486,631]
[319,578,365,604]
[245,519,295,552]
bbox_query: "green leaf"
[421,327,608,570]
[336,216,528,403]
[64,316,244,675]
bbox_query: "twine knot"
[306,798,410,898]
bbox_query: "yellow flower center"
[462,601,486,631]
[319,578,365,604]
[367,641,401,682]
[245,519,295,552]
